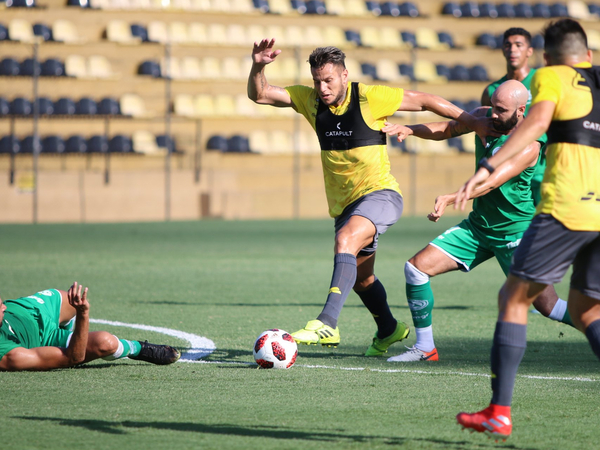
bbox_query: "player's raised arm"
[455,100,554,210]
[247,38,293,108]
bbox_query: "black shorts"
[510,214,600,300]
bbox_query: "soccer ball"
[253,329,298,369]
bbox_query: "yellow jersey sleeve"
[285,85,318,129]
[360,84,405,129]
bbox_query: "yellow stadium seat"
[214,94,236,116]
[269,0,294,14]
[174,94,196,117]
[201,57,221,79]
[269,130,293,153]
[345,0,368,16]
[207,24,227,45]
[171,0,192,9]
[324,0,345,15]
[230,0,254,13]
[249,130,270,153]
[8,19,36,43]
[322,26,348,48]
[106,20,141,44]
[266,25,286,45]
[180,57,202,80]
[567,0,592,20]
[209,0,231,12]
[227,24,247,46]
[246,25,266,43]
[587,29,600,51]
[240,56,253,77]
[194,94,215,117]
[284,26,304,47]
[52,20,84,44]
[188,23,208,45]
[169,22,189,44]
[133,130,162,154]
[221,57,243,79]
[87,55,114,79]
[345,57,365,81]
[379,27,406,49]
[415,27,448,50]
[279,58,300,80]
[190,0,211,10]
[304,25,324,47]
[65,55,88,78]
[235,94,257,116]
[375,59,406,82]
[88,0,110,8]
[415,139,451,154]
[148,21,169,44]
[460,134,476,153]
[414,60,447,84]
[298,131,320,154]
[121,94,148,117]
[360,27,382,48]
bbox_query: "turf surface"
[0,218,597,449]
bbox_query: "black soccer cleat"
[129,340,181,365]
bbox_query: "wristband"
[478,157,495,174]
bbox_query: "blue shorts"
[334,189,403,255]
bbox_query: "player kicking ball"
[0,282,180,371]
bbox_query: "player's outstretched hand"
[252,38,282,66]
[454,167,491,211]
[471,116,501,147]
[427,194,452,222]
[67,282,89,313]
[382,121,413,142]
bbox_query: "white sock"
[414,325,435,352]
[548,298,568,322]
[102,337,124,361]
[404,261,430,285]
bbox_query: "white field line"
[90,319,599,383]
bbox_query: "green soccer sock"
[103,338,142,360]
[549,298,575,327]
[405,262,434,328]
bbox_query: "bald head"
[492,80,528,110]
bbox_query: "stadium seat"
[87,135,109,153]
[52,20,83,43]
[460,1,479,17]
[361,62,378,80]
[365,1,381,16]
[345,0,368,15]
[54,97,76,115]
[33,23,53,41]
[479,2,498,17]
[66,0,90,7]
[416,27,448,50]
[98,97,120,115]
[450,64,470,81]
[147,21,168,43]
[414,60,447,83]
[324,0,345,15]
[206,134,229,151]
[269,0,294,14]
[214,94,236,116]
[202,57,221,79]
[345,57,365,81]
[531,34,545,49]
[156,134,177,153]
[588,3,600,17]
[587,29,600,51]
[8,19,36,43]
[399,63,415,81]
[187,23,207,44]
[65,55,88,78]
[120,94,147,117]
[345,29,362,46]
[265,25,285,45]
[360,27,383,48]
[252,0,269,13]
[21,136,41,154]
[235,94,257,116]
[227,24,247,46]
[469,65,489,81]
[138,60,161,77]
[180,57,202,80]
[476,32,497,49]
[227,135,251,152]
[0,97,9,115]
[401,31,416,48]
[380,1,400,16]
[447,136,465,153]
[194,94,215,116]
[65,135,88,153]
[230,0,254,13]
[514,2,533,18]
[0,135,21,154]
[532,2,552,17]
[442,1,461,17]
[109,135,133,153]
[0,24,8,41]
[375,59,405,82]
[173,94,195,117]
[87,55,113,78]
[130,24,149,42]
[10,97,32,115]
[42,136,66,154]
[399,1,419,17]
[379,27,406,49]
[169,22,189,44]
[437,31,455,49]
[107,20,141,44]
[465,99,481,111]
[323,25,348,48]
[303,25,324,47]
[0,58,20,76]
[20,58,41,77]
[40,58,64,77]
[8,0,38,6]
[388,134,408,153]
[76,97,98,115]
[291,0,308,14]
[460,134,476,153]
[305,0,326,14]
[35,97,54,115]
[550,2,569,17]
[497,2,516,17]
[567,0,591,19]
[435,63,452,80]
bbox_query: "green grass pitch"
[0,218,598,450]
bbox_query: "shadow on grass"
[15,416,537,449]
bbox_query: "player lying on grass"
[382,80,572,363]
[0,282,180,371]
[248,38,498,357]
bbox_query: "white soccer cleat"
[387,345,438,362]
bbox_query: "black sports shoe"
[129,341,181,365]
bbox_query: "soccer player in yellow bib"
[248,38,497,356]
[454,19,600,439]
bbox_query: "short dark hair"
[503,27,532,46]
[308,47,346,70]
[543,19,588,58]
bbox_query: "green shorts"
[13,289,72,348]
[430,219,525,275]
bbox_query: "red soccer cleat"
[456,404,512,440]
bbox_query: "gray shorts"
[334,189,403,255]
[511,214,600,300]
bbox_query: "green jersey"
[486,69,537,113]
[469,131,544,235]
[0,289,66,359]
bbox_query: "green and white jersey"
[0,289,63,359]
[469,132,544,236]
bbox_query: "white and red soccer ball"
[253,329,298,369]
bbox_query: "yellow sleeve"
[530,67,561,107]
[362,84,404,120]
[285,85,316,123]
